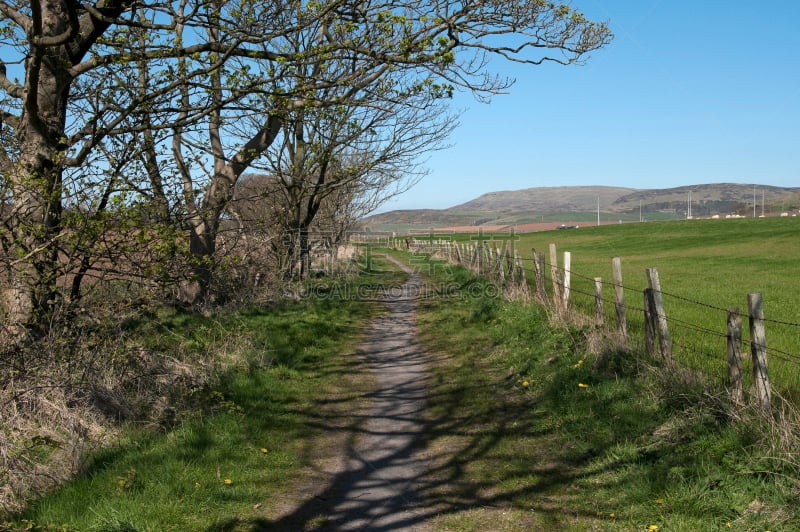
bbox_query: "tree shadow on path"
[227,258,616,531]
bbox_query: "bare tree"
[0,0,291,326]
[1,0,611,333]
[169,0,611,290]
[0,1,231,333]
[0,0,133,336]
[250,86,455,277]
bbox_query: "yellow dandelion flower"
[261,447,268,454]
[655,498,664,504]
[648,526,659,531]
[609,513,615,518]
[726,523,731,529]
[522,380,530,387]
[224,479,232,485]
[578,383,589,388]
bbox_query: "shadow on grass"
[233,277,760,531]
[234,272,635,531]
[13,258,765,530]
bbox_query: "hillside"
[611,183,800,214]
[361,183,800,231]
[449,185,637,212]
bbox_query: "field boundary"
[393,236,800,412]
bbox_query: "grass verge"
[2,257,406,530]
[409,250,800,531]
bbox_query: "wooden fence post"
[549,244,563,311]
[748,293,771,410]
[594,277,604,326]
[533,249,547,302]
[548,243,559,299]
[611,257,628,346]
[643,288,656,355]
[515,250,527,292]
[499,240,508,277]
[727,308,744,406]
[646,267,672,360]
[552,269,564,314]
[562,251,571,310]
[505,246,515,284]
[495,245,504,283]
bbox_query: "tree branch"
[0,63,23,98]
[0,0,31,31]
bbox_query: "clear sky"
[378,0,800,212]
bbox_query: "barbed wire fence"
[393,236,800,412]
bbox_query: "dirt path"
[266,257,437,531]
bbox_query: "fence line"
[395,237,800,412]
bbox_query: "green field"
[427,217,800,396]
[410,250,800,530]
[360,209,684,233]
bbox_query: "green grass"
[9,247,800,530]
[421,217,800,396]
[410,252,800,531]
[5,260,406,531]
[361,206,686,233]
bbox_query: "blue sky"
[379,0,800,212]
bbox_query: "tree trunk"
[3,180,64,338]
[299,226,311,279]
[178,218,217,305]
[282,224,312,280]
[2,11,72,337]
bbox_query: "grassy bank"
[3,257,405,530]
[518,217,800,394]
[417,217,800,394]
[409,250,800,530]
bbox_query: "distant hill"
[611,183,799,215]
[360,184,800,232]
[449,186,637,212]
